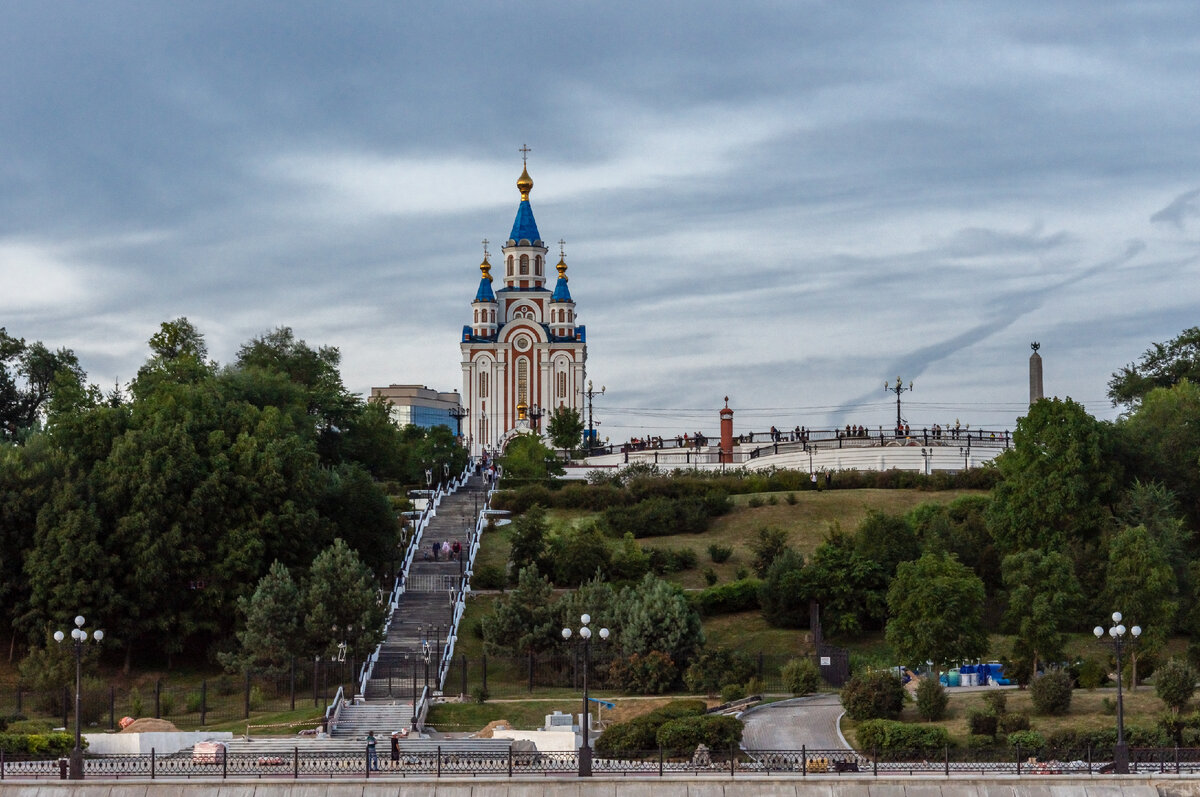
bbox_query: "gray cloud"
[2,1,1199,439]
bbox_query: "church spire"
[509,147,541,245]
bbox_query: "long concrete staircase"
[327,474,486,739]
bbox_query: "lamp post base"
[69,748,84,780]
[578,744,592,776]
[1113,742,1129,774]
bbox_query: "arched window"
[507,256,513,276]
[520,255,529,275]
[557,372,567,398]
[517,359,528,407]
[489,309,495,322]
[535,255,542,275]
[479,372,489,398]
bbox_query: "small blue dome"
[551,276,572,302]
[475,277,495,302]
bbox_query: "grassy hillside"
[475,487,986,589]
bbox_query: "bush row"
[690,578,762,616]
[594,700,742,755]
[856,720,950,752]
[0,732,79,757]
[492,467,998,514]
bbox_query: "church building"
[459,161,587,457]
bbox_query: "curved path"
[740,694,849,751]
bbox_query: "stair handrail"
[436,468,496,689]
[323,685,345,735]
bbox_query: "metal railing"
[2,745,1190,780]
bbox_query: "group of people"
[426,539,465,562]
[365,730,406,769]
[839,424,873,439]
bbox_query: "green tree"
[223,560,302,673]
[854,510,919,578]
[303,539,385,658]
[886,552,987,676]
[481,564,557,657]
[546,405,585,452]
[499,433,563,481]
[841,670,905,721]
[749,526,791,577]
[133,317,215,395]
[1117,382,1200,529]
[1104,524,1177,687]
[799,530,887,635]
[758,549,807,628]
[0,327,86,442]
[507,504,549,580]
[1155,659,1197,715]
[613,574,704,664]
[987,397,1118,555]
[1001,549,1083,679]
[1109,326,1200,409]
[547,523,612,586]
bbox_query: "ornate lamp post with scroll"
[1094,613,1141,774]
[562,614,609,776]
[54,615,104,780]
[885,377,913,436]
[449,404,469,442]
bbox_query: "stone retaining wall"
[1,776,1197,796]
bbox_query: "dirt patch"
[118,717,180,733]
[476,719,513,738]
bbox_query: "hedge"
[855,720,950,752]
[655,715,743,753]
[691,578,762,616]
[0,732,79,757]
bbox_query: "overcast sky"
[2,2,1197,440]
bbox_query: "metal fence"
[0,660,358,732]
[3,746,1198,780]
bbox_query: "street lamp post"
[885,377,913,436]
[584,381,605,451]
[422,639,431,691]
[448,404,469,441]
[443,462,450,490]
[54,615,103,780]
[562,614,609,777]
[1094,613,1142,774]
[528,404,545,434]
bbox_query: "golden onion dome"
[480,255,493,281]
[556,255,568,281]
[517,166,533,201]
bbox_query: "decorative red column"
[719,397,734,463]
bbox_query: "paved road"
[739,694,848,751]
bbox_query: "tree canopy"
[1109,326,1200,409]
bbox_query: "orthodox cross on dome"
[482,238,490,258]
[558,239,566,258]
[519,144,531,165]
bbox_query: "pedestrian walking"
[367,731,379,770]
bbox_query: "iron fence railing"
[2,745,1195,780]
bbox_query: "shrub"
[1075,657,1109,690]
[683,648,756,695]
[159,691,176,715]
[767,495,778,506]
[720,683,745,703]
[608,651,677,694]
[0,731,77,757]
[915,678,948,722]
[693,578,762,616]
[655,715,743,753]
[5,719,52,734]
[1030,670,1073,715]
[707,543,733,563]
[785,492,798,505]
[248,685,265,711]
[1007,730,1045,750]
[781,658,821,696]
[840,670,905,721]
[1155,659,1198,714]
[855,720,950,752]
[997,712,1030,734]
[471,686,489,704]
[735,566,750,580]
[703,567,718,586]
[747,496,764,508]
[967,710,998,737]
[472,564,505,590]
[967,733,996,751]
[1102,697,1117,715]
[595,717,658,754]
[981,690,1008,716]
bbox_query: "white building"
[459,162,587,456]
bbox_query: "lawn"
[427,696,708,734]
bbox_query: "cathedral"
[459,161,587,457]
